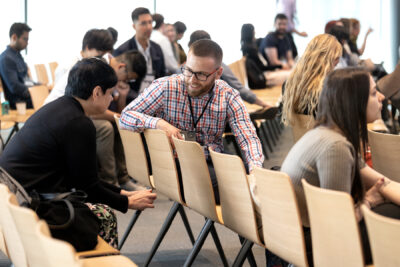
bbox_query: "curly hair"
[282,34,342,125]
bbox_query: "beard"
[185,78,215,97]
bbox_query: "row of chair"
[116,117,400,267]
[34,61,58,90]
[0,183,139,267]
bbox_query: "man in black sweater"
[0,58,156,214]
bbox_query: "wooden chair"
[48,61,58,85]
[302,179,371,267]
[0,183,28,267]
[0,226,7,258]
[28,85,49,110]
[7,193,137,267]
[362,205,400,267]
[368,130,400,182]
[172,137,228,266]
[291,114,314,143]
[34,63,50,87]
[209,148,263,267]
[113,114,154,249]
[143,129,195,266]
[228,57,248,87]
[254,167,309,267]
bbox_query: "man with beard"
[120,39,264,202]
[259,13,295,70]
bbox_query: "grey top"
[281,126,364,226]
[221,62,257,104]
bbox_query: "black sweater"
[0,96,128,212]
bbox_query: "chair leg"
[183,219,214,267]
[269,119,280,140]
[238,235,257,267]
[118,210,142,250]
[178,205,195,245]
[232,239,254,267]
[264,121,277,146]
[144,202,181,267]
[260,122,274,153]
[255,125,269,160]
[210,223,229,267]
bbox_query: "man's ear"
[215,66,224,80]
[10,34,17,42]
[132,23,136,31]
[92,86,102,100]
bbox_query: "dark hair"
[241,23,255,45]
[9,23,31,38]
[131,7,151,23]
[188,30,211,47]
[152,13,164,29]
[275,13,288,22]
[315,68,370,202]
[189,39,223,66]
[115,50,147,84]
[82,29,114,52]
[329,25,350,44]
[107,27,118,45]
[174,21,187,34]
[65,58,117,100]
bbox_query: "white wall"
[0,0,396,83]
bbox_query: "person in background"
[174,21,187,64]
[0,22,33,109]
[349,18,373,56]
[107,26,118,52]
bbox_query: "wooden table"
[0,109,35,146]
[244,85,282,113]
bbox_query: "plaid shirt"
[120,74,264,171]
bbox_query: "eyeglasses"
[181,66,219,81]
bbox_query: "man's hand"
[156,119,184,140]
[116,81,130,97]
[126,189,157,210]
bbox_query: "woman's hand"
[364,177,385,208]
[123,189,157,210]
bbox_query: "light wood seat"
[7,193,137,267]
[48,61,58,86]
[362,205,400,267]
[28,85,49,110]
[142,129,195,266]
[209,148,263,266]
[173,137,228,266]
[291,114,315,143]
[302,179,371,267]
[34,63,53,90]
[0,183,28,267]
[113,114,154,249]
[368,130,400,182]
[254,167,309,267]
[228,57,248,87]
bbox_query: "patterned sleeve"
[227,90,264,171]
[119,79,164,131]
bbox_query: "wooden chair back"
[48,61,58,84]
[228,57,248,87]
[28,85,49,110]
[209,148,262,245]
[114,115,153,188]
[255,167,309,267]
[362,205,400,267]
[0,226,7,258]
[144,129,183,203]
[291,114,315,143]
[0,183,28,267]
[302,179,365,267]
[34,64,49,85]
[173,137,220,222]
[368,130,400,182]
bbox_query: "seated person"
[240,23,290,89]
[0,22,34,109]
[258,14,295,70]
[281,34,342,125]
[280,68,400,265]
[0,58,156,248]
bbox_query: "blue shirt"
[0,46,32,108]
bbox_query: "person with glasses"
[113,7,166,102]
[120,39,264,202]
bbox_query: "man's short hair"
[9,23,31,38]
[115,50,147,84]
[65,58,117,100]
[274,13,288,22]
[152,13,164,29]
[189,39,223,66]
[131,7,151,23]
[82,29,114,52]
[174,21,187,35]
[107,27,118,45]
[188,30,211,47]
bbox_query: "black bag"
[0,167,100,252]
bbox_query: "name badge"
[181,130,196,142]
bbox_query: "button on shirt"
[120,74,264,171]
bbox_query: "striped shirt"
[120,74,264,171]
